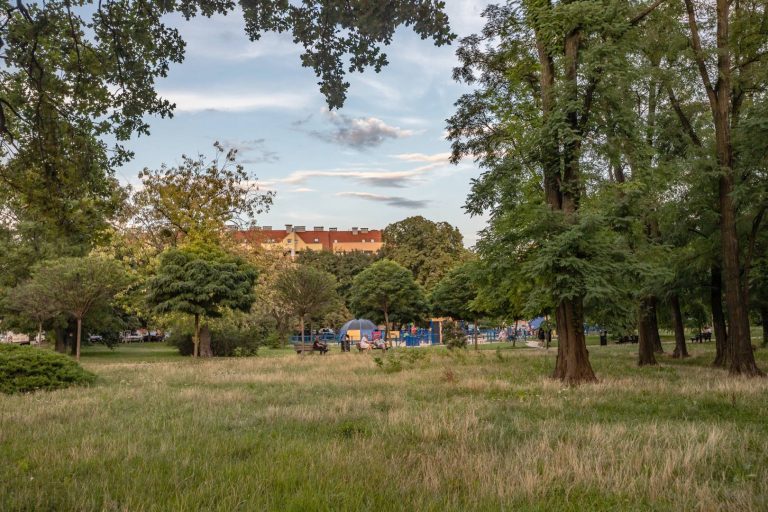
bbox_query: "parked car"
[142,330,164,342]
[119,331,143,343]
[88,334,104,343]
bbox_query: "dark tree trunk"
[670,294,689,358]
[473,318,478,350]
[638,297,658,366]
[75,317,82,362]
[199,324,212,357]
[761,305,768,347]
[647,296,663,353]
[552,299,597,384]
[193,313,200,358]
[54,326,67,353]
[711,265,729,368]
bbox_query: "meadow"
[1,340,767,511]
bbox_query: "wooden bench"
[294,342,328,355]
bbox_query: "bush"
[442,320,467,350]
[0,345,95,394]
[166,324,264,357]
[373,348,430,373]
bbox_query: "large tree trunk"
[670,294,689,358]
[711,265,729,367]
[647,296,663,353]
[552,299,597,384]
[384,310,389,345]
[685,0,763,376]
[193,313,200,358]
[54,326,67,353]
[75,317,82,362]
[638,297,658,366]
[199,324,212,357]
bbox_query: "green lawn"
[1,342,767,511]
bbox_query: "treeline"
[446,0,768,382]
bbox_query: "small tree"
[4,279,60,344]
[29,256,131,361]
[147,244,257,357]
[430,261,484,349]
[350,260,428,340]
[273,265,339,344]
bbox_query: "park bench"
[294,342,328,355]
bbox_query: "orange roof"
[234,228,382,250]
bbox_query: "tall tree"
[26,256,131,360]
[448,2,662,384]
[678,0,767,376]
[128,143,274,251]
[147,243,257,357]
[350,259,428,339]
[273,265,340,345]
[382,216,469,291]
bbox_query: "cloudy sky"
[119,1,493,246]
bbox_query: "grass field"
[1,340,767,511]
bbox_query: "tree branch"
[683,0,718,108]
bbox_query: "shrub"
[0,345,95,394]
[442,320,467,350]
[166,324,264,357]
[372,348,429,373]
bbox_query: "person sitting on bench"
[312,336,328,354]
[359,335,371,351]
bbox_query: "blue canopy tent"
[338,319,377,341]
[529,317,545,330]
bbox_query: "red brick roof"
[235,228,382,250]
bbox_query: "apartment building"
[235,225,384,255]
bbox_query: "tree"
[273,265,339,345]
[147,244,257,357]
[675,0,766,376]
[3,279,60,344]
[27,256,131,361]
[430,261,485,349]
[448,2,665,384]
[296,250,375,309]
[382,216,469,291]
[128,143,274,251]
[349,260,427,339]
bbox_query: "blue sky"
[119,1,492,246]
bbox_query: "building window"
[314,238,319,243]
[371,239,375,243]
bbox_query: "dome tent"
[338,319,377,341]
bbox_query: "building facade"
[235,225,384,255]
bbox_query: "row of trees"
[447,0,768,382]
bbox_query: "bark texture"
[670,294,689,358]
[199,325,213,357]
[711,266,729,368]
[638,297,658,366]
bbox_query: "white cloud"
[160,90,310,112]
[310,111,414,149]
[393,152,452,163]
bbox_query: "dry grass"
[1,343,767,511]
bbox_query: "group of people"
[358,334,387,351]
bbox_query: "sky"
[119,1,493,246]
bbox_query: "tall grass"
[1,342,766,511]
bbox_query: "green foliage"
[372,348,430,373]
[166,324,262,357]
[273,264,340,334]
[349,259,428,326]
[430,261,481,320]
[130,143,274,250]
[441,320,467,350]
[382,216,469,291]
[147,244,257,320]
[0,345,95,394]
[297,250,375,308]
